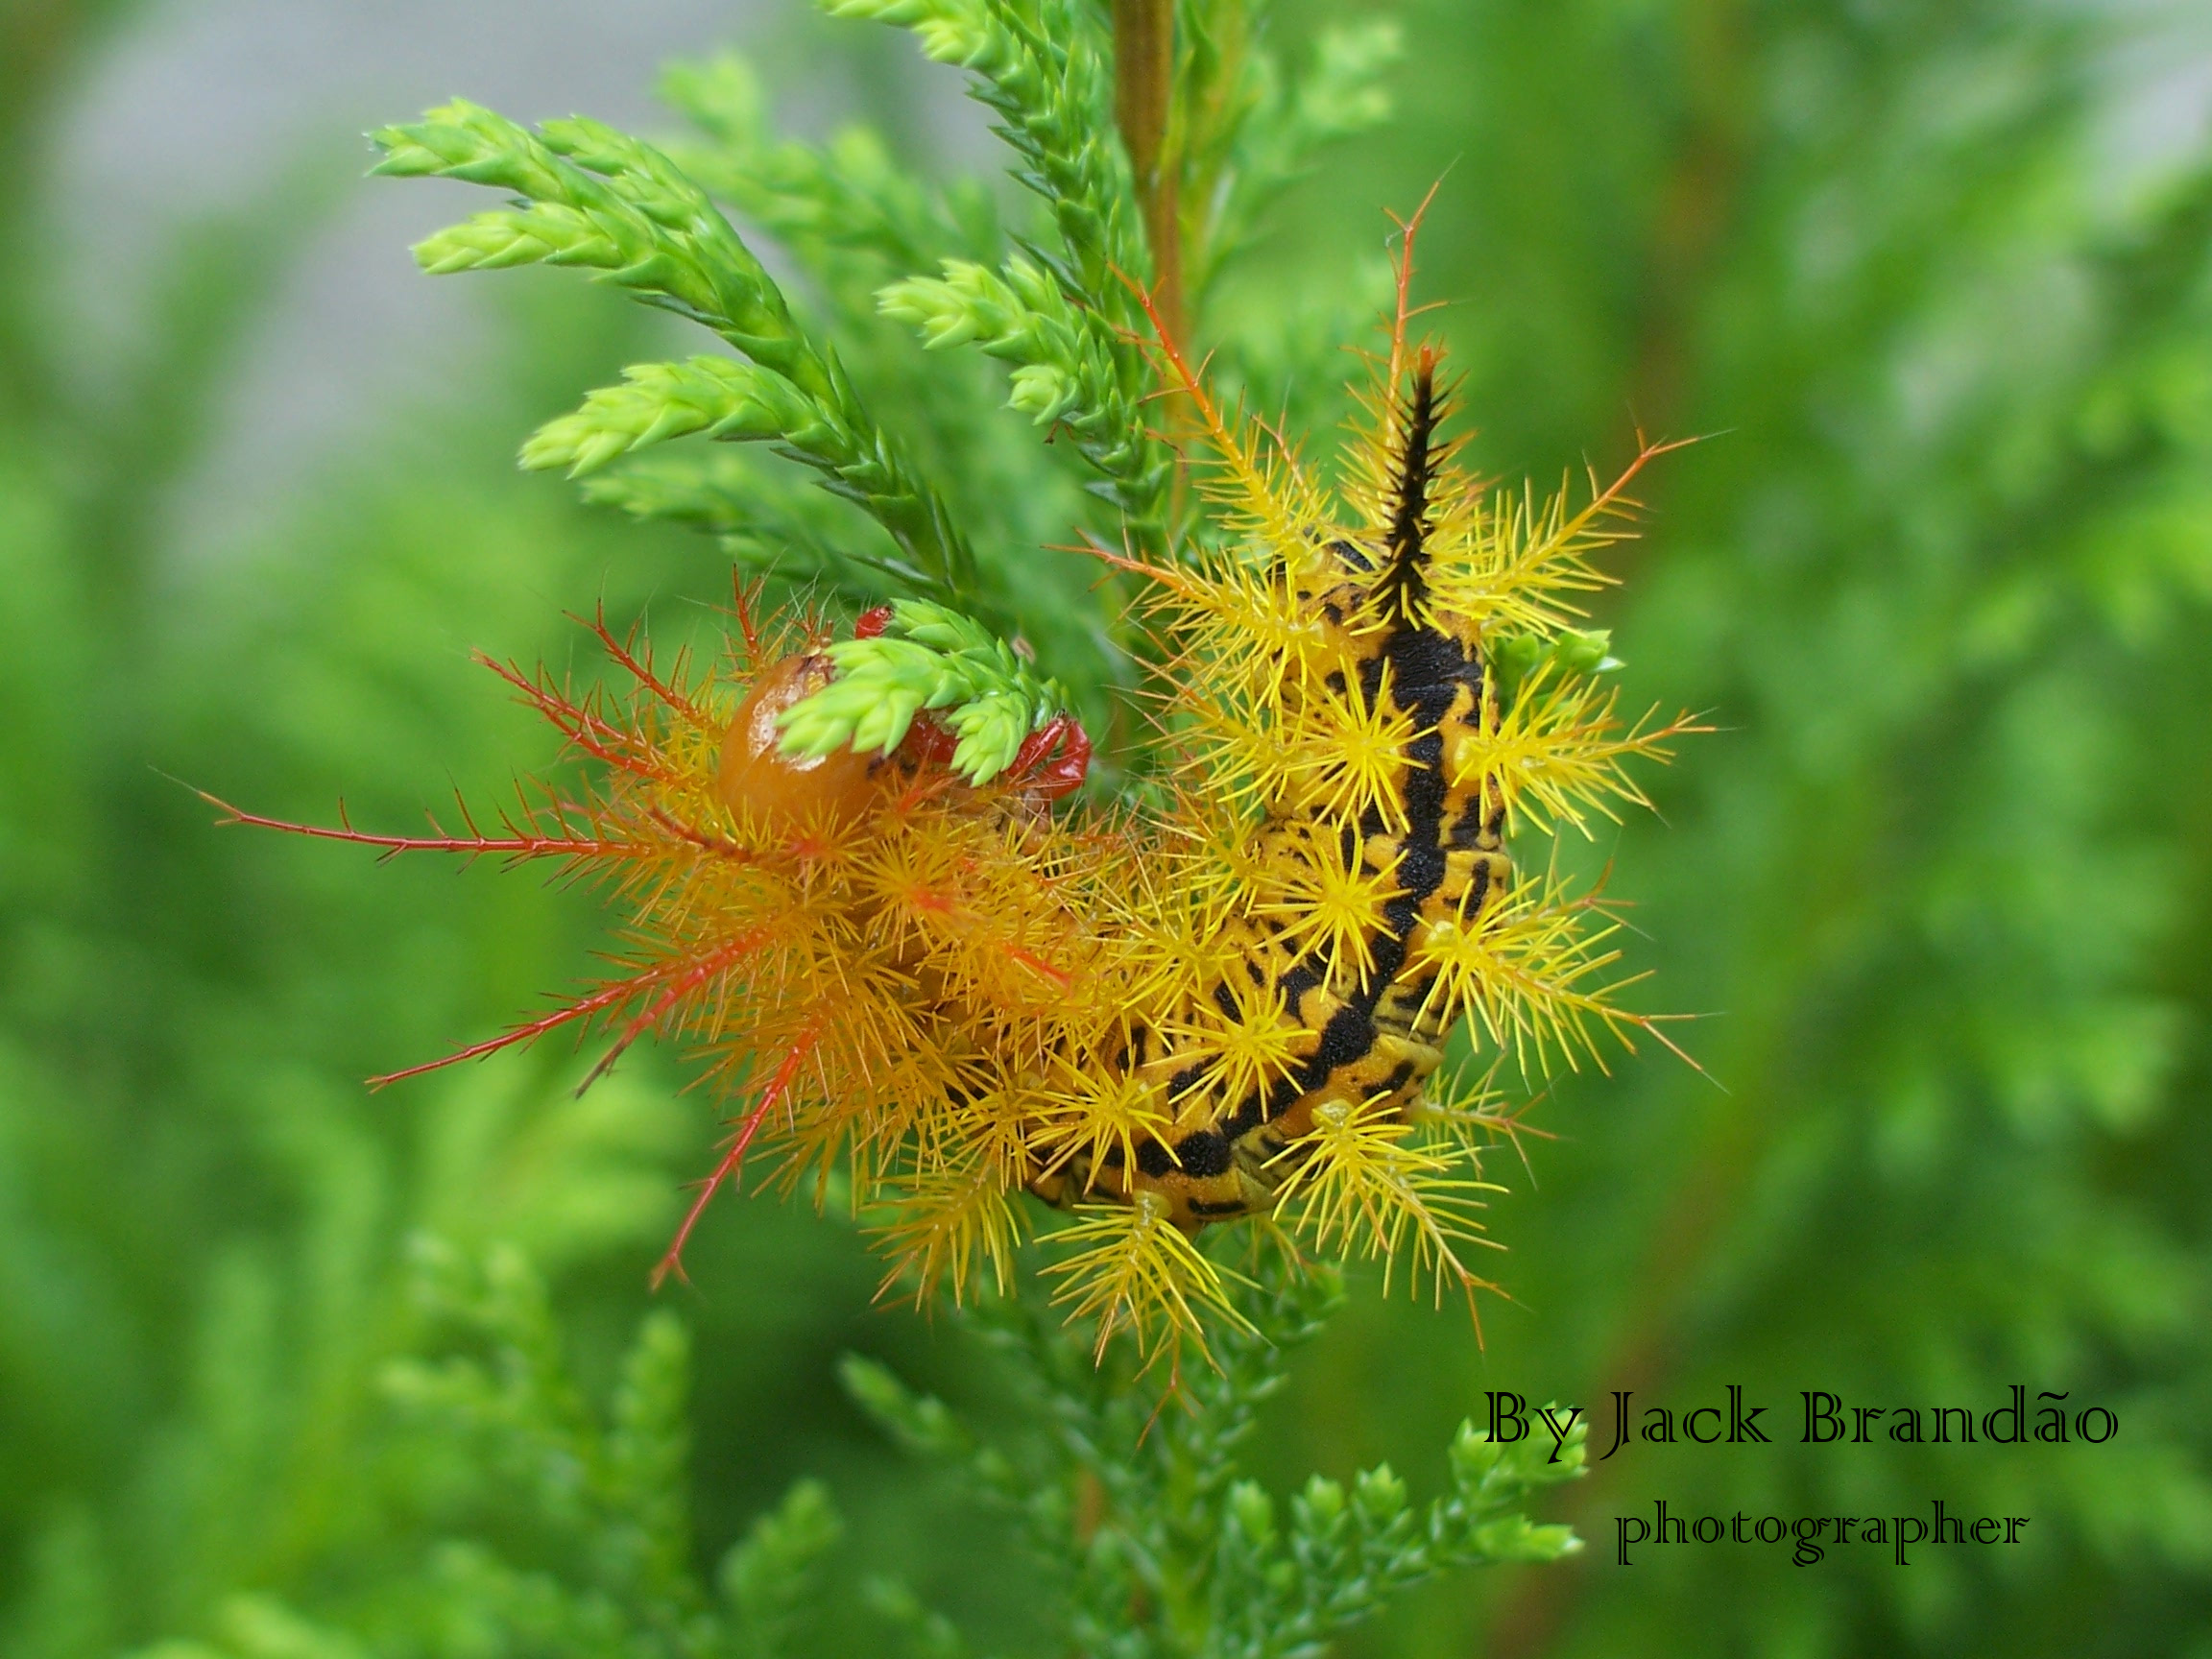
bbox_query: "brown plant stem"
[1113,0,1183,349]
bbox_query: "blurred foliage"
[2,1,2210,1657]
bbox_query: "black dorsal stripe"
[1374,356,1442,625]
[1135,358,1486,1207]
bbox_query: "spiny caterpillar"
[216,191,1697,1360]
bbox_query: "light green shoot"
[776,600,1070,784]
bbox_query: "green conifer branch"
[720,1482,847,1658]
[659,55,996,282]
[839,1248,1582,1659]
[120,1241,1572,1658]
[823,1,1171,551]
[373,101,825,390]
[778,599,1070,783]
[818,0,1146,316]
[372,99,984,611]
[123,1241,849,1658]
[520,356,823,476]
[879,255,1170,533]
[858,1577,972,1659]
[580,447,939,598]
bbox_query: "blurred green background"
[5,1,2211,1654]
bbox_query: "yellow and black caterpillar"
[223,268,1695,1358]
[1028,350,1509,1229]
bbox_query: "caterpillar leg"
[1010,713,1092,800]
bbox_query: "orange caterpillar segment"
[412,605,1118,1296]
[716,652,884,835]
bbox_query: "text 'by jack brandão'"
[1479,1385,2117,1567]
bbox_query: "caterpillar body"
[220,259,1695,1359]
[1026,356,1505,1231]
